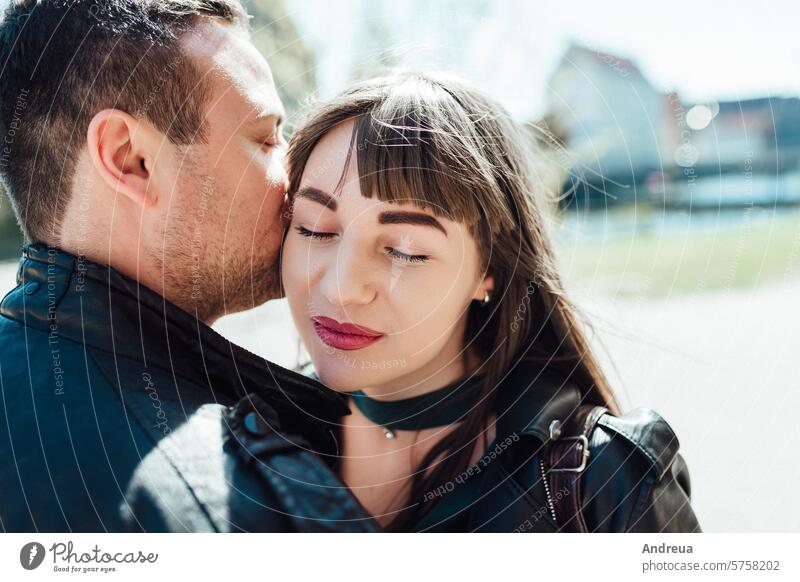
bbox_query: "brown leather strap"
[545,404,609,532]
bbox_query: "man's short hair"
[0,0,249,243]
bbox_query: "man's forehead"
[181,20,283,119]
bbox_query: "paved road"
[2,259,797,532]
[571,278,800,533]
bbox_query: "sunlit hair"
[286,70,620,531]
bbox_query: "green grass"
[556,208,800,299]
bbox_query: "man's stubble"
[149,151,280,323]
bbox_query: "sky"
[1,0,797,121]
[286,0,800,120]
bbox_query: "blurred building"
[684,97,800,171]
[546,43,800,208]
[665,97,800,207]
[547,43,672,206]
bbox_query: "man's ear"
[86,109,159,208]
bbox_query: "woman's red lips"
[312,316,385,351]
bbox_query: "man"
[0,0,376,532]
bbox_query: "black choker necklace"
[350,374,486,439]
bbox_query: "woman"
[280,71,700,533]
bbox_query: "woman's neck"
[336,345,491,526]
[357,345,482,402]
[338,394,496,527]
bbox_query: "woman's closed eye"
[295,225,336,240]
[295,226,430,263]
[385,247,429,264]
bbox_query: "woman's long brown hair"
[286,71,620,531]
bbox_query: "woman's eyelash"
[295,227,429,263]
[295,226,336,240]
[386,247,429,264]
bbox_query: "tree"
[245,0,317,119]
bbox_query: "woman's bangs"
[347,105,481,226]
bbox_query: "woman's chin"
[311,357,389,394]
[310,358,363,393]
[307,340,416,393]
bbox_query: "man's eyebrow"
[294,187,337,210]
[378,211,448,236]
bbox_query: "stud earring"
[482,291,491,305]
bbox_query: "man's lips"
[312,316,385,351]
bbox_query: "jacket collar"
[0,243,351,430]
[494,360,584,442]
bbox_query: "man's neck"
[52,238,219,326]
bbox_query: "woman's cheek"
[283,235,331,304]
[395,280,437,332]
[402,270,469,338]
[281,237,307,299]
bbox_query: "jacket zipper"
[540,458,557,525]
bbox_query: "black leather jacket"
[412,364,703,532]
[1,244,701,534]
[0,244,378,532]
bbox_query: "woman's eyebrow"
[294,188,447,235]
[295,187,337,210]
[378,211,448,236]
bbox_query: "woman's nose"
[318,241,376,308]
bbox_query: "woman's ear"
[86,109,159,209]
[473,274,495,301]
